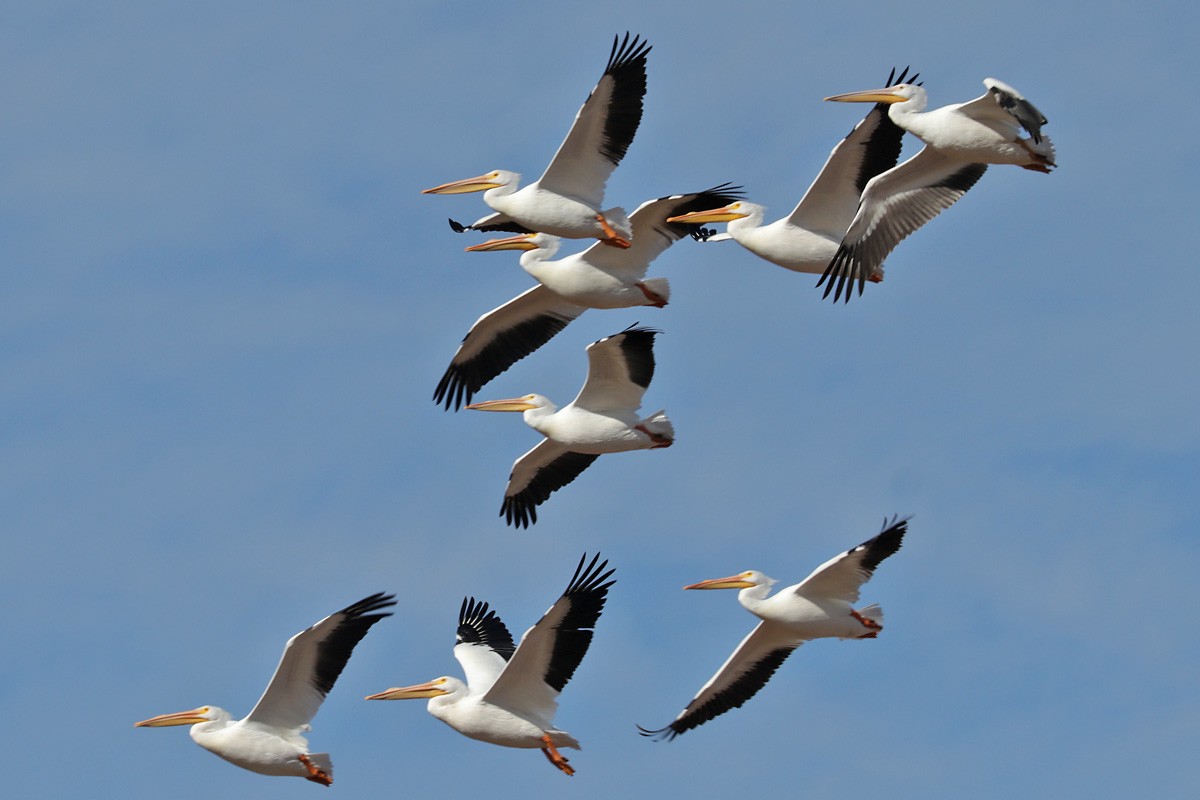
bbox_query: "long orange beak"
[365,680,449,700]
[465,397,538,412]
[683,573,756,590]
[667,204,748,224]
[423,173,504,195]
[134,708,209,727]
[824,87,907,104]
[464,233,540,253]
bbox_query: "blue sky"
[4,2,1198,797]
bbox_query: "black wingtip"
[448,218,467,233]
[636,723,679,742]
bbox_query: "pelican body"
[667,67,918,280]
[466,326,672,528]
[819,76,1055,301]
[434,185,743,411]
[641,517,908,740]
[135,593,396,785]
[424,33,651,247]
[368,553,615,776]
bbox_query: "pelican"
[423,33,651,248]
[465,325,671,528]
[366,553,615,777]
[433,184,743,411]
[135,593,395,784]
[665,67,917,281]
[819,76,1056,301]
[639,516,908,740]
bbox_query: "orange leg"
[540,735,575,776]
[298,754,332,786]
[849,609,882,632]
[595,214,632,248]
[636,281,668,308]
[635,424,673,448]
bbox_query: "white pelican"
[639,516,908,740]
[819,77,1056,301]
[423,33,651,248]
[464,325,672,527]
[366,553,615,777]
[665,67,918,281]
[433,184,743,411]
[134,592,395,785]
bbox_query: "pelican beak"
[366,681,449,701]
[464,233,539,253]
[824,87,907,104]
[422,173,505,195]
[667,204,748,224]
[134,707,209,727]
[465,397,538,412]
[684,574,756,590]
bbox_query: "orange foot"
[849,609,882,632]
[635,424,673,448]
[868,274,884,284]
[856,630,879,639]
[596,214,631,248]
[298,754,332,786]
[540,735,575,776]
[636,282,668,308]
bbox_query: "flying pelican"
[465,325,671,528]
[665,67,917,281]
[639,516,908,740]
[135,593,396,784]
[819,76,1056,301]
[433,184,743,411]
[423,33,651,248]
[366,553,615,777]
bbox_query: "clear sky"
[4,2,1198,798]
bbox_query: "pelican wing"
[452,597,516,692]
[450,214,535,236]
[246,592,395,730]
[788,66,916,238]
[639,620,801,741]
[501,439,600,528]
[536,33,651,207]
[792,516,908,604]
[579,184,744,281]
[819,147,988,301]
[980,78,1048,144]
[484,554,615,720]
[434,286,587,410]
[571,326,658,412]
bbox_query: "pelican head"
[134,705,230,727]
[423,170,520,195]
[825,83,925,108]
[684,570,775,591]
[465,393,554,414]
[365,677,459,701]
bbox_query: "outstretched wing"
[246,593,396,731]
[452,597,515,692]
[789,66,917,238]
[501,439,601,528]
[484,554,615,722]
[572,325,658,412]
[639,620,801,741]
[792,515,909,603]
[434,286,587,410]
[536,33,651,207]
[819,147,987,301]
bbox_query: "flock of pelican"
[136,30,1053,784]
